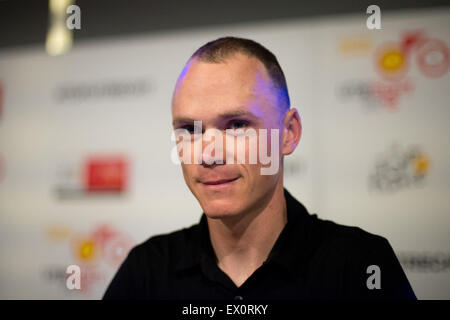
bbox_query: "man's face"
[172,53,285,219]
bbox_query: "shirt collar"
[175,188,313,277]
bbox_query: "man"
[103,37,416,300]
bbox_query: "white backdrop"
[0,7,449,299]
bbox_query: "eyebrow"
[172,109,256,126]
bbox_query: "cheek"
[239,164,261,183]
[180,164,194,183]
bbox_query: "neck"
[206,181,287,286]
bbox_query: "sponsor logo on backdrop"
[339,36,373,55]
[375,30,449,80]
[398,251,450,273]
[338,30,449,110]
[85,156,127,192]
[54,78,151,103]
[55,155,129,199]
[338,79,414,110]
[369,143,430,193]
[42,223,134,293]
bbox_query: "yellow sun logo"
[375,42,409,80]
[412,153,430,176]
[380,50,405,73]
[76,239,97,262]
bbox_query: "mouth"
[200,177,240,189]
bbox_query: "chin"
[200,199,244,219]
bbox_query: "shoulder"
[307,215,407,283]
[305,214,392,260]
[308,216,416,299]
[103,222,201,299]
[285,189,389,255]
[126,221,201,267]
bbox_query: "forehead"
[172,54,278,123]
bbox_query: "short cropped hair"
[190,36,290,115]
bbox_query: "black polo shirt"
[103,189,416,300]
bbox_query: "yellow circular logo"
[413,153,430,176]
[375,42,409,80]
[76,239,97,262]
[380,50,405,73]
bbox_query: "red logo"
[84,156,128,192]
[375,30,449,80]
[370,80,414,109]
[416,39,450,78]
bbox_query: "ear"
[281,108,302,155]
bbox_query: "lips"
[202,177,239,185]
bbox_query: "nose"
[201,129,226,166]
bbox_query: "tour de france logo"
[337,30,449,110]
[71,224,133,267]
[374,30,449,80]
[45,223,134,293]
[369,144,431,193]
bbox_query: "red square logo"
[84,156,128,192]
